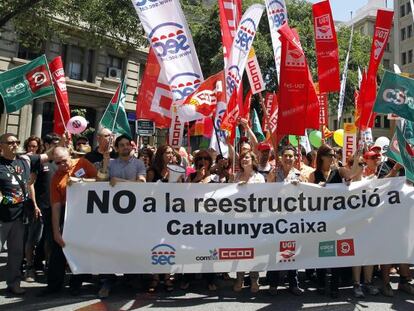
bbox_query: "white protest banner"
[64,178,414,274]
[246,48,265,95]
[225,4,265,101]
[131,0,203,103]
[265,0,288,82]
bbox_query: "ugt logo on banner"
[169,72,201,101]
[285,41,305,68]
[373,27,390,60]
[235,18,257,52]
[149,22,190,60]
[315,14,333,40]
[268,0,287,29]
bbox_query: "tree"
[0,0,146,52]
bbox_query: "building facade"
[0,21,151,145]
[328,0,396,140]
[393,0,414,75]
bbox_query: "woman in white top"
[232,151,264,293]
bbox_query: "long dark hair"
[24,136,43,154]
[151,144,173,175]
[316,144,333,172]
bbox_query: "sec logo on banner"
[267,0,287,29]
[169,72,201,101]
[25,65,52,94]
[235,18,257,53]
[149,22,190,60]
[151,243,176,265]
[226,65,241,97]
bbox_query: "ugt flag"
[49,56,71,135]
[373,71,414,122]
[0,55,54,113]
[100,79,132,138]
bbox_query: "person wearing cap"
[257,142,273,181]
[363,148,382,177]
[75,136,89,152]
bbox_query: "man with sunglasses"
[85,128,117,170]
[0,133,59,295]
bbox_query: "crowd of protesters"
[0,118,413,300]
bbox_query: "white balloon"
[67,116,88,134]
[374,136,390,153]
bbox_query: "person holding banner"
[308,144,350,298]
[180,150,218,291]
[267,145,303,296]
[232,150,264,293]
[146,145,177,292]
[41,147,97,296]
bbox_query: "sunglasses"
[1,140,20,145]
[55,158,69,165]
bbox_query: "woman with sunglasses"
[232,150,264,293]
[179,150,218,291]
[308,144,350,298]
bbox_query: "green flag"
[251,108,265,142]
[0,55,54,113]
[373,70,414,121]
[100,79,132,137]
[386,131,402,164]
[396,126,414,183]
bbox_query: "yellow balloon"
[333,129,344,147]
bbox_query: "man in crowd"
[41,147,97,296]
[97,134,146,298]
[257,142,273,181]
[0,133,56,295]
[85,128,117,169]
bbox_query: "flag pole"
[111,78,125,134]
[258,92,278,158]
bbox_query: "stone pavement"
[1,253,414,311]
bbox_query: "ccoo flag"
[0,55,54,113]
[100,79,132,138]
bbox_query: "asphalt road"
[1,253,414,311]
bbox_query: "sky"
[308,0,394,22]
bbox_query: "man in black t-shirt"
[0,133,56,295]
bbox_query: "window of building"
[407,2,412,14]
[375,115,381,128]
[402,52,407,65]
[401,28,406,40]
[106,55,123,79]
[383,59,390,69]
[63,45,94,82]
[401,4,406,17]
[333,119,338,130]
[408,25,413,38]
[383,116,390,129]
[17,45,41,60]
[409,50,413,63]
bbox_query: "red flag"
[305,70,321,130]
[240,89,253,120]
[358,9,393,129]
[178,71,225,121]
[220,89,238,143]
[277,25,310,136]
[312,0,340,92]
[218,0,242,62]
[268,93,279,136]
[49,57,70,135]
[262,92,275,131]
[317,91,328,126]
[136,49,171,128]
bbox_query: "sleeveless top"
[149,167,168,183]
[314,168,342,184]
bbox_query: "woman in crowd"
[23,136,43,282]
[180,150,218,291]
[147,145,176,292]
[232,150,264,293]
[138,147,154,169]
[308,144,350,298]
[267,146,303,296]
